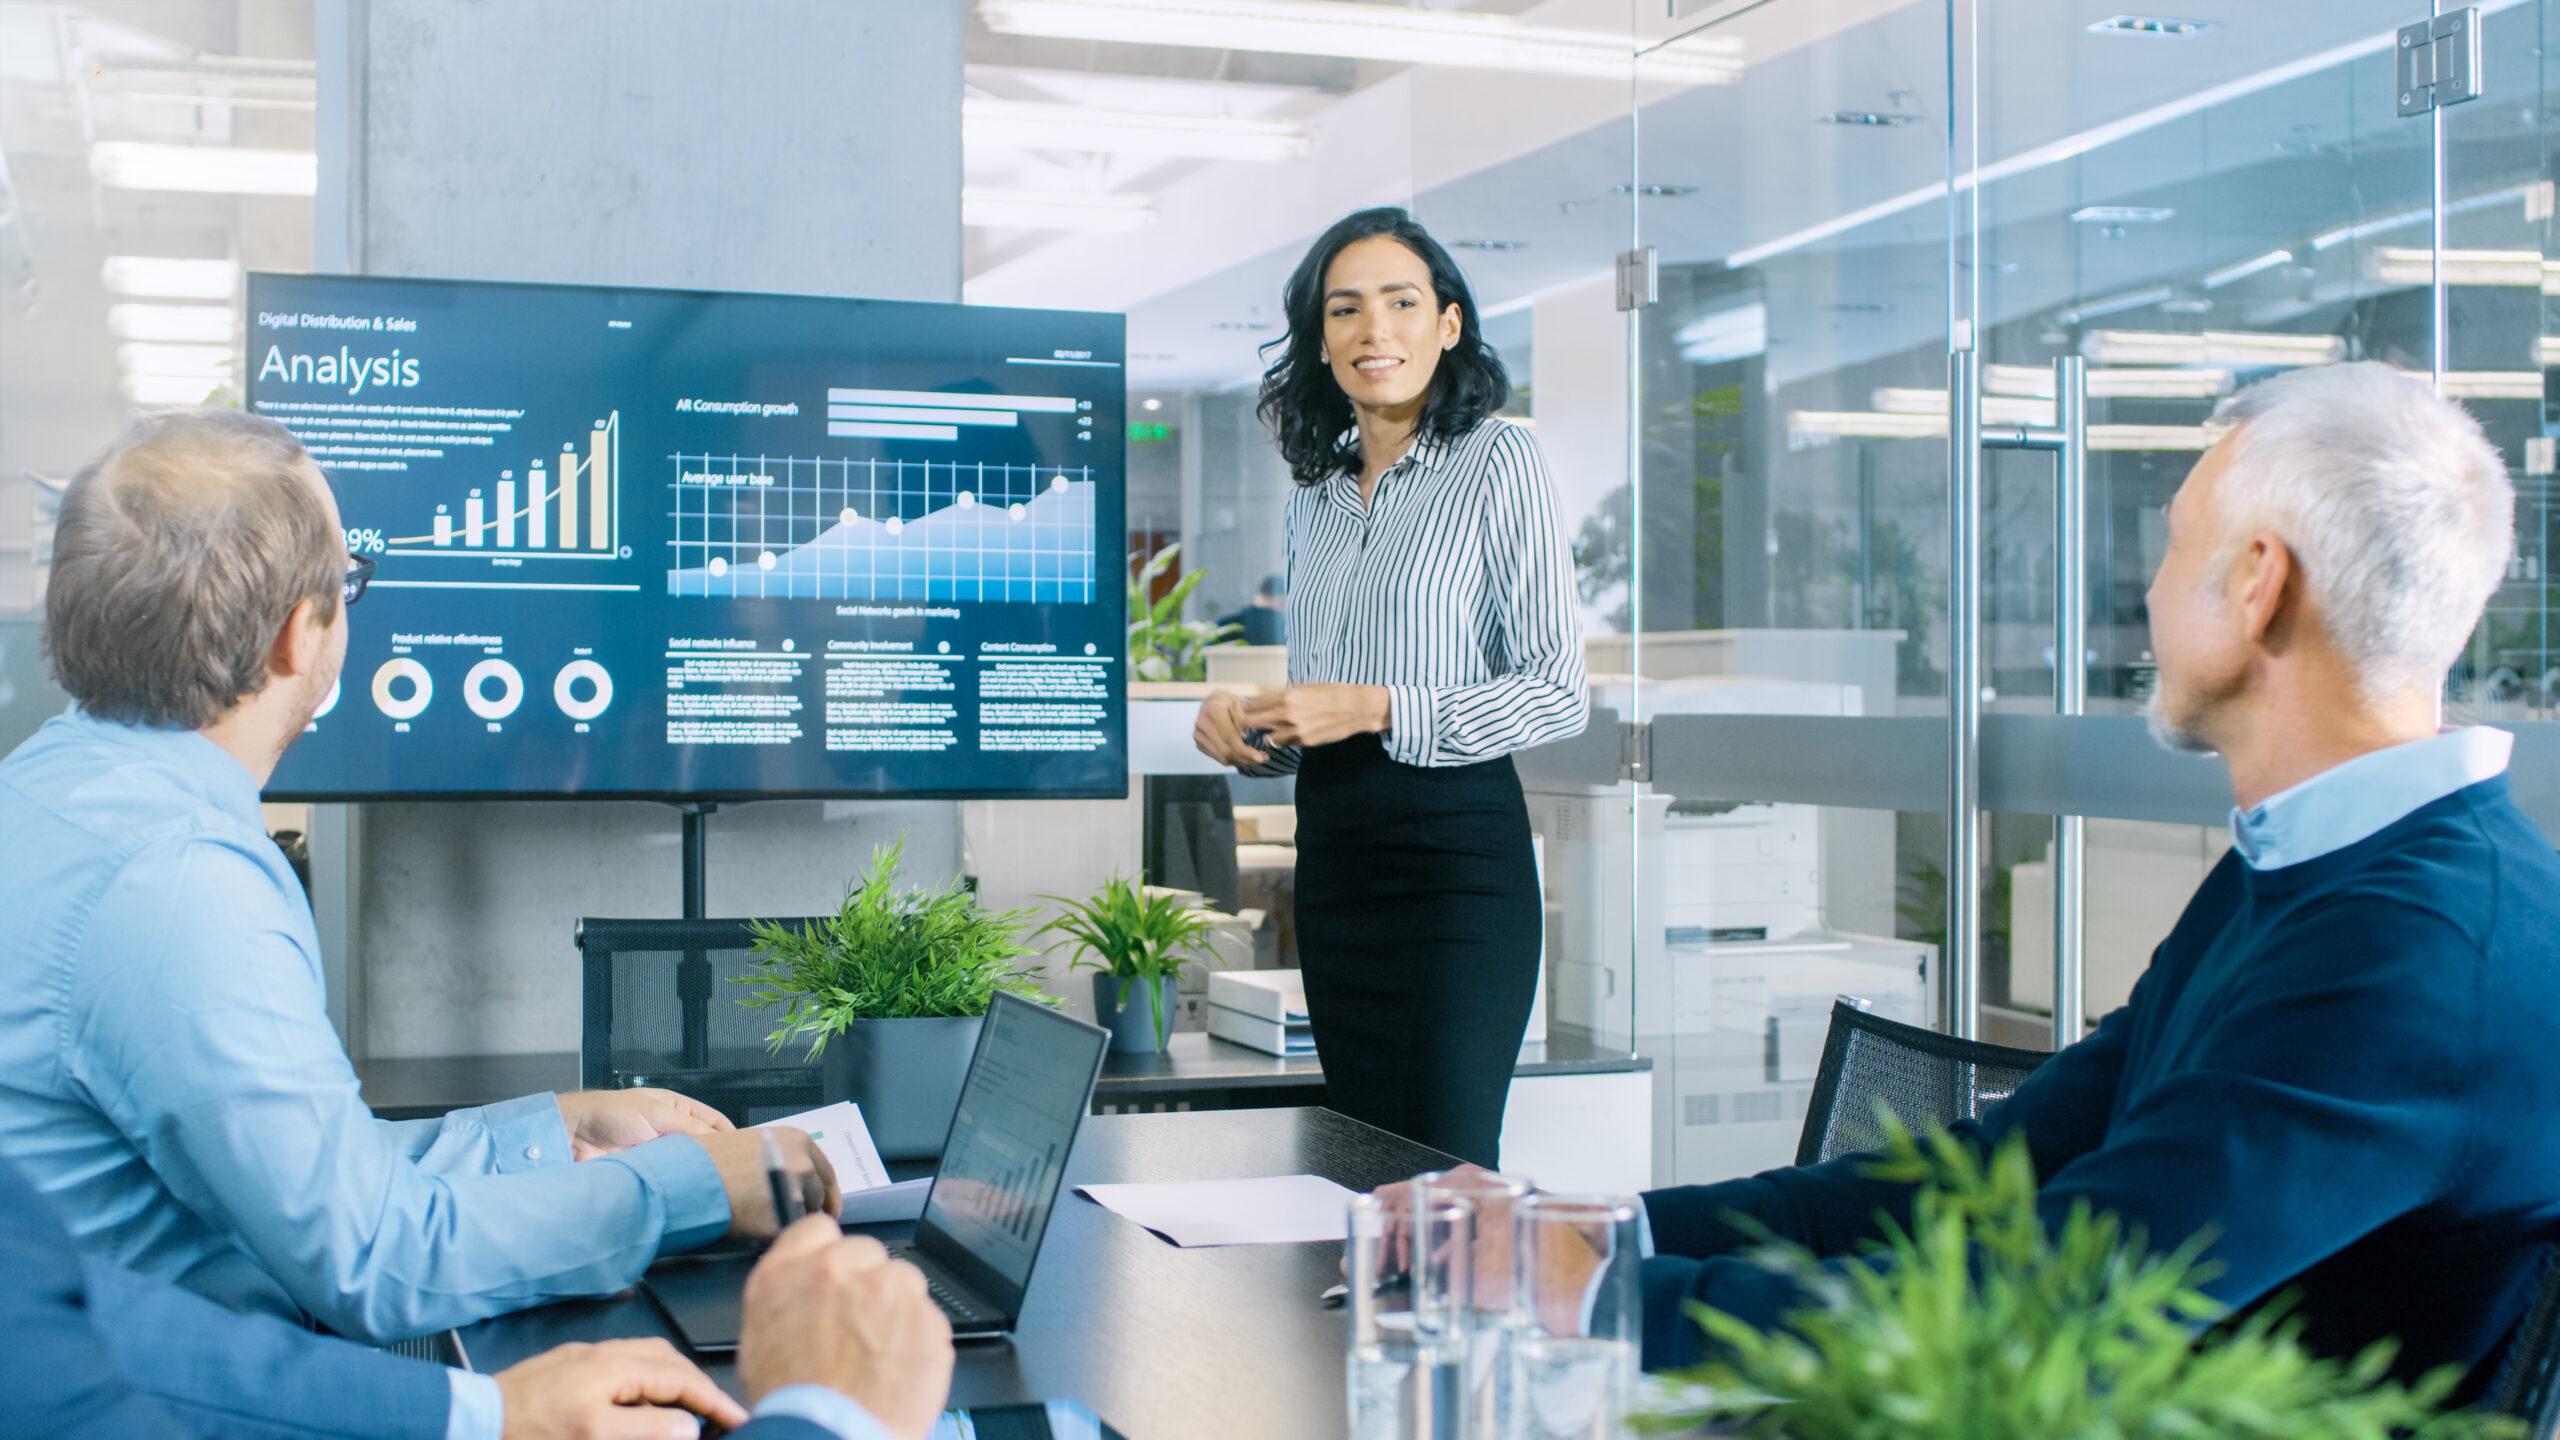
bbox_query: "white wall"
[1532,273,1629,633]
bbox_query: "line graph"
[664,454,1096,602]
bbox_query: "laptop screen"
[919,991,1106,1297]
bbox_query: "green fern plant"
[1649,1117,2516,1440]
[736,840,1048,1054]
[1128,544,1243,682]
[1033,876,1228,1048]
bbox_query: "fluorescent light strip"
[2536,337,2560,366]
[963,186,1155,231]
[963,98,1311,162]
[102,256,240,299]
[2202,249,2292,289]
[2308,182,2540,250]
[1724,2,2530,271]
[2085,367,2233,398]
[2058,287,2174,325]
[90,141,316,195]
[108,303,236,343]
[1870,387,2055,426]
[2367,247,2544,286]
[2082,330,2343,367]
[2090,424,2210,450]
[2440,372,2544,400]
[978,0,1742,85]
[116,343,234,378]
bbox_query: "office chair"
[1793,998,2051,1166]
[577,917,829,1127]
[2490,1248,2560,1439]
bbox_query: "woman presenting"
[1193,207,1587,1167]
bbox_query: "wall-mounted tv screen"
[247,272,1126,800]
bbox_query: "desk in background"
[454,1107,1451,1440]
[358,1033,1654,1192]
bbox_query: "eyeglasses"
[343,554,377,606]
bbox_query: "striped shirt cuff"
[1381,684,1437,766]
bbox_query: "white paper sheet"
[1074,1174,1356,1247]
[754,1101,892,1193]
[838,1176,932,1225]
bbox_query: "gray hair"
[2208,362,2513,699]
[45,409,343,730]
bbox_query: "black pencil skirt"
[1292,732,1543,1169]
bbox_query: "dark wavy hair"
[1256,208,1511,486]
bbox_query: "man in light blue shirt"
[0,409,841,1346]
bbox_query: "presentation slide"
[246,273,1126,799]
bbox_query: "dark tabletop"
[452,1106,1457,1440]
[359,1034,1646,1116]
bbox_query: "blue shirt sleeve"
[746,1385,907,1440]
[63,836,730,1343]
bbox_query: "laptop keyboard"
[922,1270,989,1323]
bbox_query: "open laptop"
[647,990,1109,1348]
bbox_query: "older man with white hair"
[1597,362,2560,1393]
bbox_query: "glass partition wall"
[1623,0,2508,1188]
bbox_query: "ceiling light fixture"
[2071,205,2176,224]
[2083,329,2344,367]
[2089,424,2211,450]
[107,303,237,343]
[2366,247,2543,287]
[2087,15,2218,38]
[2439,371,2544,400]
[1612,183,1698,197]
[1817,111,1917,127]
[961,187,1156,231]
[1449,239,1528,251]
[1787,410,1947,445]
[2202,249,2293,289]
[116,343,234,379]
[2085,367,2234,398]
[1872,387,2055,426]
[962,98,1312,162]
[2057,288,2176,325]
[89,142,317,195]
[976,0,1744,84]
[101,256,241,299]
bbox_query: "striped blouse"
[1249,414,1588,773]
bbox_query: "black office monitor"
[915,991,1109,1322]
[246,272,1127,800]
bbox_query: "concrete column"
[314,0,965,1058]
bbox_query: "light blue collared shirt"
[2228,726,2514,871]
[0,711,730,1345]
[446,1377,903,1440]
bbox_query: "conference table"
[454,1107,1457,1440]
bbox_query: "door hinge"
[2399,8,2484,116]
[1615,246,1658,312]
[1616,719,1652,783]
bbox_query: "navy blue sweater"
[1639,776,2560,1394]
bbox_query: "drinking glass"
[1509,1195,1642,1440]
[1415,1170,1536,1438]
[1347,1190,1474,1440]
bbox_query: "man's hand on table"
[495,1337,745,1440]
[738,1215,956,1440]
[555,1089,733,1161]
[697,1127,841,1240]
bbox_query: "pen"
[761,1129,802,1229]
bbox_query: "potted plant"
[1648,1117,2513,1440]
[1035,876,1228,1053]
[738,840,1047,1159]
[1128,543,1243,685]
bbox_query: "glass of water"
[1347,1190,1475,1440]
[1509,1195,1642,1440]
[1415,1170,1536,1439]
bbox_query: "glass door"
[1623,0,2460,1190]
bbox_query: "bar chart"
[394,410,623,562]
[665,455,1097,602]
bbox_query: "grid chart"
[664,455,1097,602]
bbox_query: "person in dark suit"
[1216,573,1288,646]
[0,1152,954,1440]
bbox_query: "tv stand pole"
[673,802,721,1069]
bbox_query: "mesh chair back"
[2490,1248,2560,1437]
[1794,999,2051,1167]
[577,917,827,1126]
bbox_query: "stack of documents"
[753,1101,932,1225]
[1205,969,1313,1055]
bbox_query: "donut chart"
[371,658,432,720]
[464,659,525,720]
[313,676,342,719]
[554,659,613,721]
